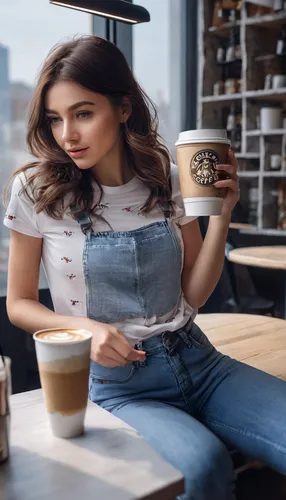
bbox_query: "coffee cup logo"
[190,149,220,186]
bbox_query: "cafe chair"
[223,242,276,316]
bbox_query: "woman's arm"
[6,229,92,333]
[181,215,230,309]
[181,150,239,309]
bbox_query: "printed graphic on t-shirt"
[67,274,76,280]
[70,299,79,306]
[61,256,72,263]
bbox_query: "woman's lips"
[68,148,89,158]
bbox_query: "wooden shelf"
[255,54,277,63]
[236,153,260,159]
[238,171,259,177]
[229,222,255,230]
[245,88,286,101]
[208,21,241,37]
[201,93,242,103]
[245,11,286,29]
[240,228,286,236]
[208,12,286,36]
[263,172,286,177]
[201,89,286,104]
[246,129,286,136]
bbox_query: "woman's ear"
[119,97,132,123]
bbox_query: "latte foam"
[35,330,89,343]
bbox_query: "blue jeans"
[89,323,286,500]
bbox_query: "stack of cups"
[175,129,230,216]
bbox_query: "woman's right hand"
[86,320,146,367]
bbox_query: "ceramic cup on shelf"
[260,107,282,132]
[272,74,286,90]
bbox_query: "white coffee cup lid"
[175,129,231,146]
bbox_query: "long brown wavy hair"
[4,35,174,219]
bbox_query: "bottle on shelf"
[226,103,242,152]
[234,112,242,152]
[218,29,242,94]
[217,28,241,65]
[276,27,286,57]
[248,187,258,226]
[234,29,242,61]
[216,44,225,64]
[225,29,236,63]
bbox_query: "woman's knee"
[182,437,235,500]
[112,401,235,500]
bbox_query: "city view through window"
[0,0,183,296]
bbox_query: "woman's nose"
[62,121,80,142]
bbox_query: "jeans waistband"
[134,318,193,354]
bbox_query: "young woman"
[4,36,286,500]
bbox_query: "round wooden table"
[228,246,286,270]
[228,245,286,318]
[196,313,286,380]
[229,223,254,231]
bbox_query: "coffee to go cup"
[175,129,230,216]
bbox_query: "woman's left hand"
[214,148,240,219]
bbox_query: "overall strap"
[70,206,93,235]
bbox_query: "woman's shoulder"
[169,162,182,204]
[4,166,44,237]
[9,165,40,198]
[169,162,197,226]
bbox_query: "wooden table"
[229,245,286,318]
[0,390,184,500]
[196,313,286,380]
[229,223,254,231]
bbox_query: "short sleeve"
[3,173,42,238]
[170,163,197,226]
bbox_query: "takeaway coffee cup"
[175,129,231,216]
[34,328,92,439]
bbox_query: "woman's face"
[45,80,128,170]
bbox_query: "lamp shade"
[49,0,151,24]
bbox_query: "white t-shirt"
[4,163,197,345]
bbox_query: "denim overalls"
[77,210,182,324]
[75,209,286,500]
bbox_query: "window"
[0,0,91,295]
[133,0,186,158]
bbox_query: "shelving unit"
[197,1,286,233]
[246,129,285,136]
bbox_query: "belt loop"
[177,319,194,348]
[162,331,177,355]
[134,341,146,367]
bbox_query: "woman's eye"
[47,116,61,125]
[77,111,92,119]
